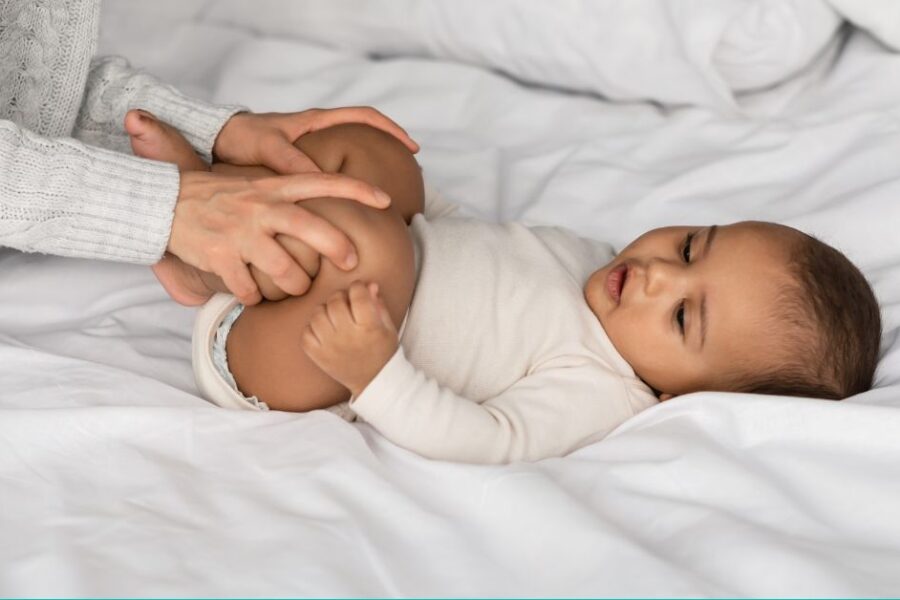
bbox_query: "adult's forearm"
[73,56,245,160]
[0,119,179,264]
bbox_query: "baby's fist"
[301,281,398,396]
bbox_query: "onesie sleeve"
[72,56,246,160]
[349,347,641,464]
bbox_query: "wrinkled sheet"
[200,0,842,112]
[1,2,900,596]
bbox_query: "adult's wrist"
[166,171,210,260]
[211,110,252,163]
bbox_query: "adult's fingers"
[246,236,312,297]
[276,234,321,281]
[257,172,391,209]
[259,135,321,175]
[219,262,262,306]
[247,234,319,300]
[249,264,289,301]
[263,202,358,271]
[304,107,419,153]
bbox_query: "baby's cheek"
[607,317,673,388]
[604,319,644,369]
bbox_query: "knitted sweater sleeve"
[0,118,182,264]
[0,56,249,264]
[73,55,247,160]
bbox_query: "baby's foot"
[152,252,224,306]
[124,110,223,305]
[124,109,210,172]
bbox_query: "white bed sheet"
[2,2,900,595]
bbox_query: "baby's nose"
[643,259,681,296]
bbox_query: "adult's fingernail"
[345,250,358,269]
[375,189,391,207]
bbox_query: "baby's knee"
[294,123,412,171]
[295,123,424,221]
[227,199,415,411]
[304,197,416,327]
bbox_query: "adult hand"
[212,107,419,175]
[168,170,392,305]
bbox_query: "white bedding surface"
[3,2,900,595]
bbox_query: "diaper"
[191,292,357,421]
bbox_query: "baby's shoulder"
[526,224,615,281]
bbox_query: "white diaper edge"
[192,293,263,411]
[191,293,359,422]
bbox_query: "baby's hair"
[731,228,881,400]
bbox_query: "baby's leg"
[227,195,415,411]
[126,109,210,172]
[225,125,423,411]
[128,116,424,411]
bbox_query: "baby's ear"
[658,393,675,401]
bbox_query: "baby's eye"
[682,232,695,262]
[676,302,685,334]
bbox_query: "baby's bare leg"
[227,196,415,410]
[225,124,423,411]
[128,116,424,411]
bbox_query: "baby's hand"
[302,281,399,396]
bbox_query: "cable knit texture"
[0,0,245,263]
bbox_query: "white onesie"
[192,189,658,463]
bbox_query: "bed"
[3,1,900,595]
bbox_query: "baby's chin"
[632,371,679,401]
[583,266,612,327]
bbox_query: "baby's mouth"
[606,263,628,304]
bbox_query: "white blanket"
[2,1,900,595]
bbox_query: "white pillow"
[204,0,841,112]
[827,0,900,51]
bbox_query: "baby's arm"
[309,322,636,463]
[295,270,636,464]
[303,280,399,397]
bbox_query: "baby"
[129,113,882,464]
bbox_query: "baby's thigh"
[225,197,415,412]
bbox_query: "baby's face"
[584,221,794,399]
